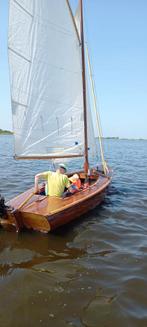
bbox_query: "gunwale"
[7,174,110,215]
[0,171,111,233]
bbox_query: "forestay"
[9,0,85,158]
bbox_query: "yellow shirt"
[41,171,70,197]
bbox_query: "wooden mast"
[80,0,89,173]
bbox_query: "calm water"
[0,135,147,327]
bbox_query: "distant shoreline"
[102,137,147,141]
[0,130,146,140]
[0,129,13,135]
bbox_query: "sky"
[0,0,147,139]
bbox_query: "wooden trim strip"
[14,154,84,160]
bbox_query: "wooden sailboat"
[0,0,111,233]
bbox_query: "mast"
[80,0,89,173]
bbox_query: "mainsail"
[8,0,98,164]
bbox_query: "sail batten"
[13,0,34,17]
[8,47,32,63]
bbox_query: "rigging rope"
[86,45,108,175]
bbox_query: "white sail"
[75,0,81,40]
[8,0,84,158]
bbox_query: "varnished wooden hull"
[0,173,111,233]
[48,188,105,230]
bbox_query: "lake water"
[0,135,147,327]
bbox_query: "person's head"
[58,163,67,174]
[69,173,80,183]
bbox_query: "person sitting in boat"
[69,174,81,190]
[34,163,70,197]
[62,174,81,198]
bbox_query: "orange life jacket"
[72,179,81,189]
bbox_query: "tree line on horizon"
[0,128,13,134]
